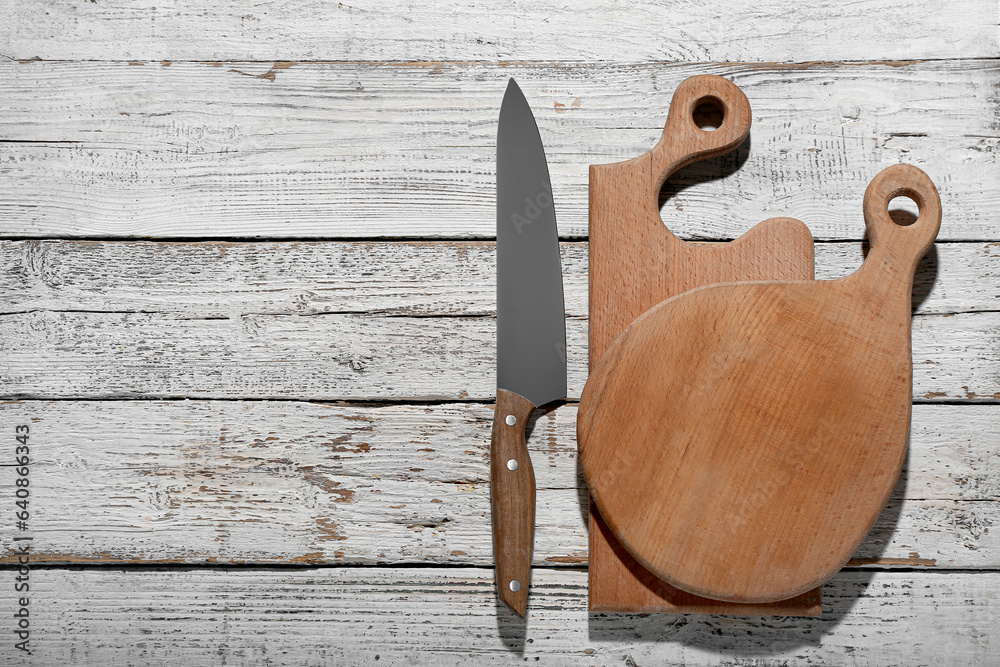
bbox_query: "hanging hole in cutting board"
[859,193,939,313]
[692,96,725,131]
[888,193,920,226]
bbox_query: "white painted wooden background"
[0,2,998,665]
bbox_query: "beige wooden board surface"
[0,567,996,665]
[3,0,998,62]
[0,401,995,568]
[0,60,998,240]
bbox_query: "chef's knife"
[492,78,567,617]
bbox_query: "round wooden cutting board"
[578,164,942,603]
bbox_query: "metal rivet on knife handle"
[506,459,518,471]
[505,415,516,426]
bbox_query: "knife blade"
[492,78,567,617]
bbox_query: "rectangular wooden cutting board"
[586,75,821,615]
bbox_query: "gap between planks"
[0,236,996,243]
[4,58,994,63]
[1,562,998,574]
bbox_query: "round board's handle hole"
[693,96,725,132]
[888,192,920,227]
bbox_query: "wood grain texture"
[585,73,816,613]
[581,165,942,602]
[0,310,995,401]
[3,0,996,62]
[490,389,537,616]
[0,568,997,665]
[591,509,822,616]
[0,401,995,567]
[1,60,998,239]
[587,74,815,360]
[2,240,997,318]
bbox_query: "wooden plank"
[3,0,996,62]
[0,401,995,567]
[0,567,996,665]
[1,60,997,240]
[0,307,995,401]
[3,240,996,318]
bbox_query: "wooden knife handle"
[490,388,537,617]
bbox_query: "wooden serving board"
[586,74,819,615]
[583,163,940,606]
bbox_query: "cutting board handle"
[649,75,753,193]
[861,164,942,282]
